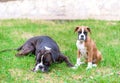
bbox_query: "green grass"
[0,19,120,83]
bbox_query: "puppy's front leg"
[75,50,84,67]
[86,52,93,70]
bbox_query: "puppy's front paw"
[92,64,97,67]
[71,63,80,69]
[72,66,78,69]
[79,62,85,65]
[86,62,92,70]
[75,63,80,67]
[75,62,84,67]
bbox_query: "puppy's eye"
[78,31,82,34]
[84,32,87,34]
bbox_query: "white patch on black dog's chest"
[45,46,51,50]
[76,40,87,57]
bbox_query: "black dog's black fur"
[16,36,73,72]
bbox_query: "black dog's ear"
[44,50,51,55]
[40,50,45,55]
[74,26,79,33]
[87,27,91,34]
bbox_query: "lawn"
[0,19,120,83]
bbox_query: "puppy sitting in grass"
[74,26,102,70]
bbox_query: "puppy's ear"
[87,27,91,34]
[74,26,79,32]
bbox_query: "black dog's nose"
[39,66,43,69]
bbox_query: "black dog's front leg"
[58,54,74,67]
[32,53,41,72]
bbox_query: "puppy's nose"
[81,35,84,38]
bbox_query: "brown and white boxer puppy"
[74,26,102,70]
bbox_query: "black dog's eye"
[44,60,48,64]
[44,62,49,66]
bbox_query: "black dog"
[16,36,73,72]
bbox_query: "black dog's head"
[34,50,53,72]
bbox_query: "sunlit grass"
[0,19,120,83]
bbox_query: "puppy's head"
[74,26,91,41]
[34,50,53,72]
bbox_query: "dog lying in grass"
[15,36,73,72]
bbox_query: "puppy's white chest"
[76,40,87,56]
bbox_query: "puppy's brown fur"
[74,26,102,69]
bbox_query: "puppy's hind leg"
[58,54,74,67]
[92,51,102,68]
[97,51,102,63]
[93,51,102,64]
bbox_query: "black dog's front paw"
[68,63,74,67]
[31,68,36,72]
